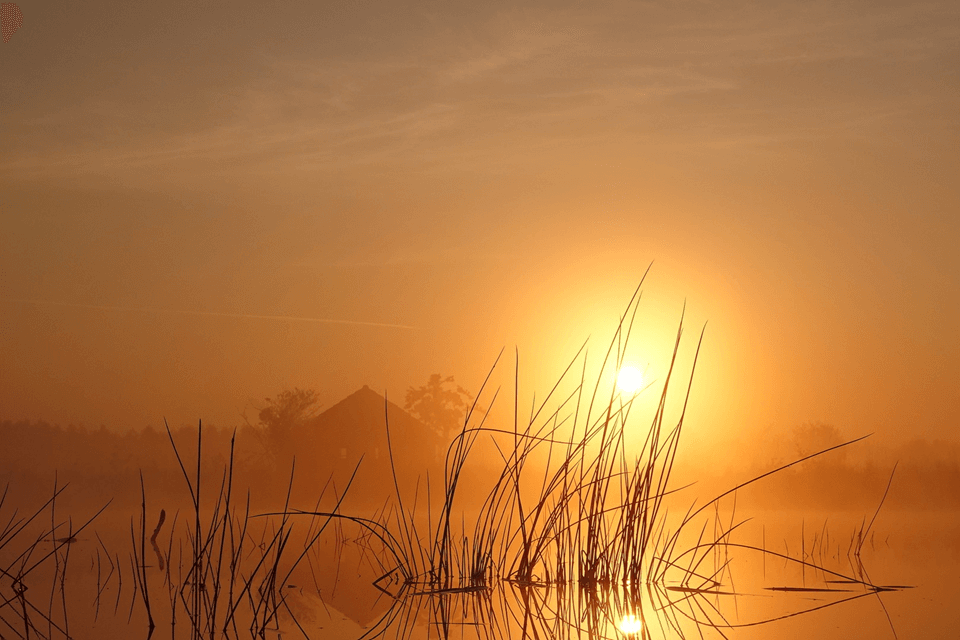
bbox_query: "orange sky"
[1,0,957,464]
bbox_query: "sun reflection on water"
[618,613,644,635]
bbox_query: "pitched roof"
[304,385,437,452]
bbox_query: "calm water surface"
[4,507,956,639]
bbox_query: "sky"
[1,0,957,466]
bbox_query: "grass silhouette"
[0,276,907,639]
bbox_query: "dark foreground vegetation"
[0,281,920,639]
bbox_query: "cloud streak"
[4,0,955,187]
[1,298,418,330]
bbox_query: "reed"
[3,276,908,639]
[0,480,110,640]
[275,276,905,639]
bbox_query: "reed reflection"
[0,284,909,640]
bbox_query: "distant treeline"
[0,419,404,512]
[2,418,957,515]
[716,423,960,511]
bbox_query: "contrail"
[0,298,418,330]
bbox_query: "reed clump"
[0,478,110,639]
[4,275,905,639]
[280,274,904,639]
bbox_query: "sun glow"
[618,614,644,634]
[615,365,644,394]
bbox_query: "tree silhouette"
[404,374,474,442]
[255,388,321,461]
[791,422,846,458]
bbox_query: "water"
[3,503,955,639]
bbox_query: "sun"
[615,365,644,394]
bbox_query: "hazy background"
[1,0,957,470]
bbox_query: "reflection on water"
[3,303,955,639]
[2,452,952,640]
[618,614,644,634]
[333,509,950,640]
[1,441,950,640]
[2,489,956,639]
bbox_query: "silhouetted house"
[297,385,445,500]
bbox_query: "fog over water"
[2,1,957,637]
[1,401,957,638]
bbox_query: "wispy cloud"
[2,0,956,185]
[1,298,418,330]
